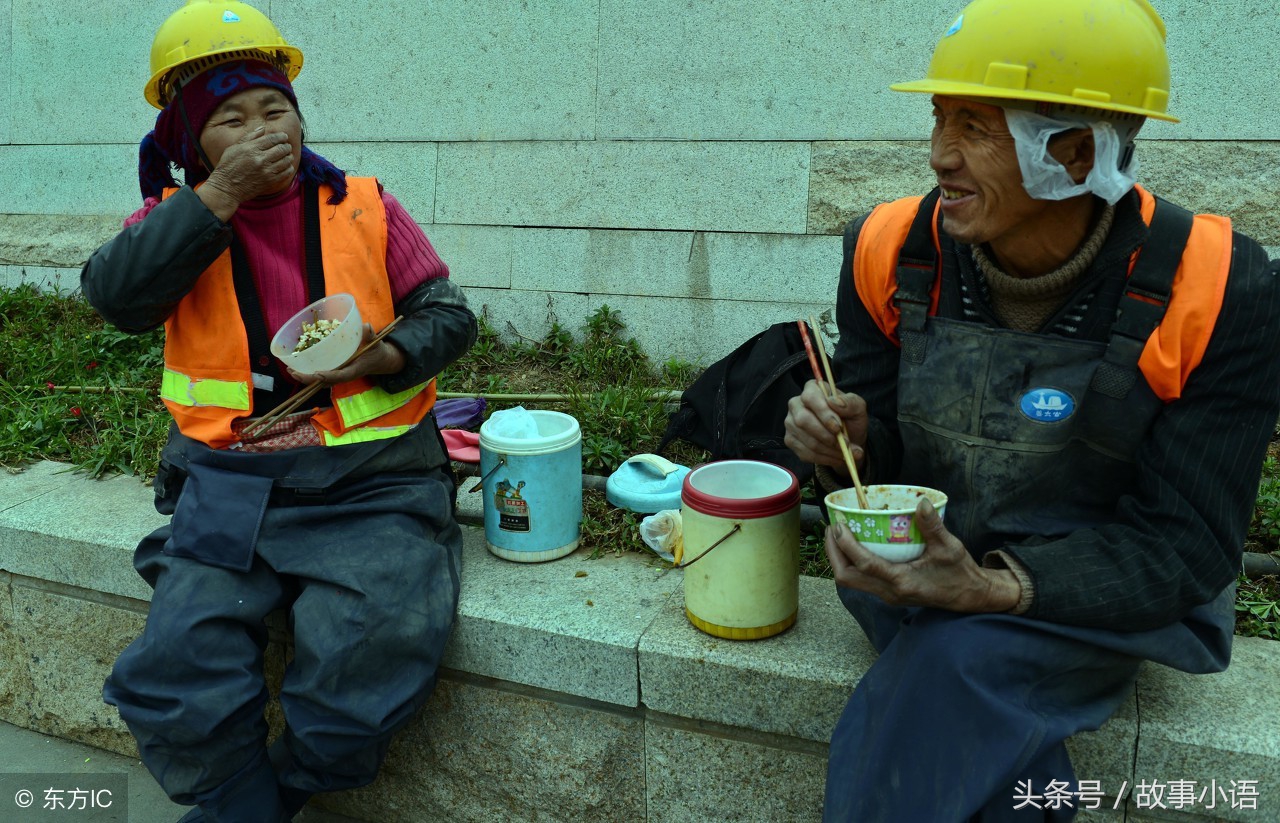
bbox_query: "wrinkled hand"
[288,323,405,386]
[825,498,1021,613]
[784,378,868,478]
[202,127,296,207]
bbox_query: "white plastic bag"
[486,405,540,439]
[639,509,684,564]
[1004,108,1139,206]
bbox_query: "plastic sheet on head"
[639,509,684,564]
[1004,108,1139,206]
[485,406,540,439]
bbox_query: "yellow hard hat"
[145,0,303,109]
[891,0,1177,123]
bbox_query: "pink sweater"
[124,177,449,336]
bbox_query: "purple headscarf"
[138,59,347,204]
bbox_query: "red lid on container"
[681,460,799,518]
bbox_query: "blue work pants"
[824,586,1230,822]
[104,468,461,822]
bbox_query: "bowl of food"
[270,293,362,374]
[824,484,949,563]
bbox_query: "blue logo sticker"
[945,14,964,37]
[223,10,241,23]
[1019,388,1075,422]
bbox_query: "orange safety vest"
[851,184,1233,402]
[159,178,436,448]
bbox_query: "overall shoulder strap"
[1089,197,1194,399]
[893,188,943,365]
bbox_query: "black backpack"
[658,321,815,483]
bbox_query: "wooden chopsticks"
[240,316,403,439]
[798,317,871,509]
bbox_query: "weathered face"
[198,86,303,195]
[928,95,1054,249]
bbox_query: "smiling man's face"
[928,95,1054,249]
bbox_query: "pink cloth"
[440,429,481,463]
[124,178,448,337]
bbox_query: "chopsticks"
[240,316,403,438]
[797,318,871,509]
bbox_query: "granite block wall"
[1,0,1275,365]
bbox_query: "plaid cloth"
[232,409,322,453]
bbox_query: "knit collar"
[971,200,1117,297]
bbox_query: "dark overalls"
[823,202,1236,822]
[103,422,461,822]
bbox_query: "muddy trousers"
[103,470,462,823]
[823,588,1146,823]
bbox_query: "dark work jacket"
[833,189,1280,631]
[80,185,477,398]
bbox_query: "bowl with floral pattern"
[824,484,948,563]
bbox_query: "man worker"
[784,0,1280,820]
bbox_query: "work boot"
[279,784,314,818]
[193,753,288,823]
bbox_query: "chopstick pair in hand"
[241,316,404,438]
[797,318,871,510]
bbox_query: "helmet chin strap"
[174,84,217,175]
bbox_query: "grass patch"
[1236,574,1280,640]
[0,284,169,477]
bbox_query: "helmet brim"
[889,79,1178,124]
[145,45,303,109]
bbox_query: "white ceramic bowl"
[269,293,362,374]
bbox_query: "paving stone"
[425,224,514,290]
[807,141,935,236]
[435,141,811,234]
[317,678,646,823]
[277,0,599,142]
[0,461,82,514]
[645,721,826,823]
[598,0,934,141]
[306,141,438,224]
[0,572,34,729]
[0,1,9,145]
[0,467,163,602]
[442,527,681,707]
[0,145,141,217]
[639,576,872,743]
[806,140,1280,256]
[511,227,839,304]
[1152,4,1280,141]
[10,0,156,145]
[0,214,122,269]
[1137,141,1280,249]
[1065,692,1139,809]
[1134,638,1280,822]
[8,584,142,757]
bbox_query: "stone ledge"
[2,460,1278,820]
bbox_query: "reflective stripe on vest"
[159,178,436,448]
[334,381,431,428]
[322,423,418,447]
[160,368,251,410]
[852,185,1232,403]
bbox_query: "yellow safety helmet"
[145,0,303,109]
[891,0,1177,123]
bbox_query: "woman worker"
[81,2,476,820]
